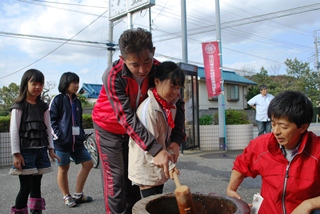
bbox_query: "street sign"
[109,0,155,21]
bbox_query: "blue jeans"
[256,121,271,136]
[55,147,92,166]
[312,210,320,214]
[9,147,52,175]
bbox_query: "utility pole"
[215,0,226,150]
[149,8,152,32]
[107,21,114,65]
[181,0,188,63]
[127,12,133,29]
[314,29,320,71]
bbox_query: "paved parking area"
[0,150,260,214]
[1,124,319,213]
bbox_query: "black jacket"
[50,93,86,152]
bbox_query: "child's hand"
[13,153,24,170]
[48,148,60,163]
[169,167,180,180]
[168,142,180,163]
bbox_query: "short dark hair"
[267,91,313,128]
[118,28,153,59]
[155,61,185,87]
[259,85,267,91]
[58,72,79,93]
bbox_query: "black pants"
[15,174,42,209]
[140,184,164,198]
[95,128,141,214]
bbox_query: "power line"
[152,3,320,42]
[9,1,318,57]
[147,2,320,65]
[17,0,109,18]
[2,1,319,77]
[0,34,107,49]
[29,0,106,8]
[221,1,312,37]
[0,31,107,45]
[0,9,108,79]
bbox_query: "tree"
[245,58,320,107]
[0,83,19,116]
[268,62,281,76]
[245,67,273,105]
[239,65,256,76]
[285,58,320,106]
[78,94,94,108]
[42,81,57,104]
[269,75,297,95]
[0,81,57,116]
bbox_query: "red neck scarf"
[152,88,175,128]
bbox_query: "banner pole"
[215,0,226,151]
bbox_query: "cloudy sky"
[1,0,320,95]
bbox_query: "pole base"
[219,137,226,151]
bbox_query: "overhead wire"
[29,0,105,8]
[221,1,312,37]
[17,0,108,18]
[146,1,319,67]
[4,0,319,76]
[0,33,107,49]
[0,9,108,79]
[11,0,318,57]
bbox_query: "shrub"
[0,114,94,133]
[0,116,10,132]
[0,107,10,116]
[210,109,251,125]
[225,109,250,125]
[199,115,213,125]
[82,114,93,129]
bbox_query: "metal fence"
[0,129,95,167]
[0,132,11,167]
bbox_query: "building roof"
[78,83,102,99]
[197,66,256,85]
[79,67,256,98]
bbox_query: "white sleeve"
[247,95,256,106]
[10,109,22,154]
[44,109,54,149]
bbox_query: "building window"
[227,84,239,101]
[208,96,218,101]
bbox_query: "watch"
[109,0,127,21]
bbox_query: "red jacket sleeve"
[103,60,163,157]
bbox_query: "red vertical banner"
[201,41,221,97]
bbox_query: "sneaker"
[73,193,93,204]
[64,194,77,208]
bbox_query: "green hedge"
[0,114,93,132]
[0,116,10,132]
[82,114,93,129]
[199,115,214,125]
[200,109,251,125]
[224,109,251,125]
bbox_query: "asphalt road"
[1,124,319,213]
[0,150,260,214]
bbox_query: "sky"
[0,0,320,95]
